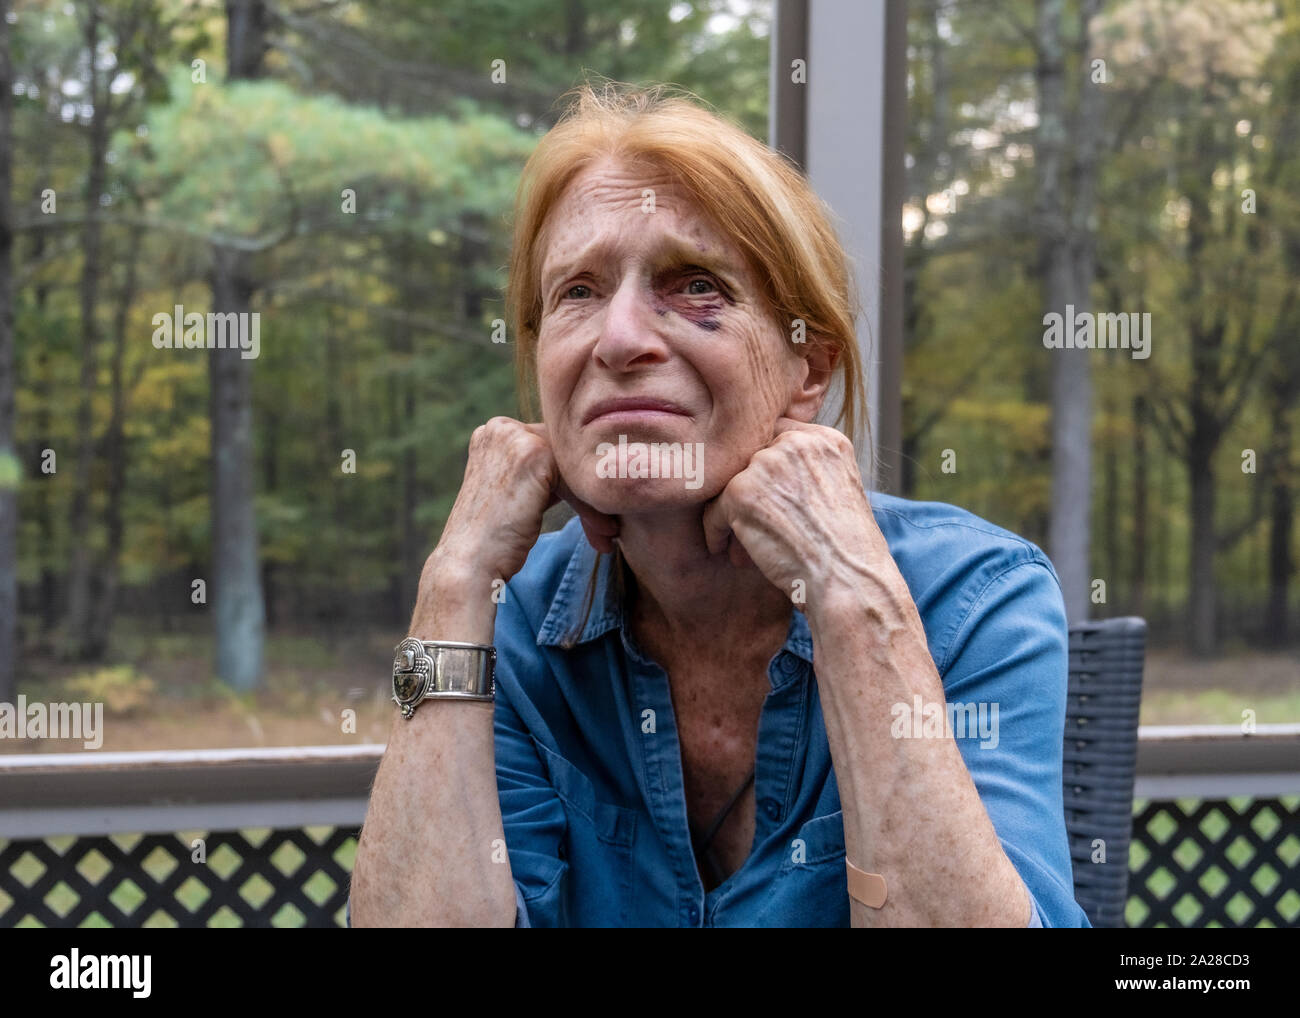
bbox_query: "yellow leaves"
[1095,0,1276,92]
[354,459,392,483]
[65,667,158,717]
[949,397,1050,448]
[144,414,210,466]
[129,359,202,417]
[266,131,293,168]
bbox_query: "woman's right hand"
[426,417,619,591]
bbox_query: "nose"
[591,275,669,372]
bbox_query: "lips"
[581,396,690,425]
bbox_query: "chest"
[669,663,769,888]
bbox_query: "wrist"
[807,565,907,629]
[410,554,499,645]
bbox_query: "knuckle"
[727,470,757,500]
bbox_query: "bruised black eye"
[685,277,717,295]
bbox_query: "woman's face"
[535,157,828,516]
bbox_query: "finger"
[700,491,735,558]
[771,415,820,438]
[728,534,755,570]
[522,420,620,537]
[554,477,620,554]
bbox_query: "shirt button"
[778,655,800,676]
[686,904,700,925]
[762,798,781,821]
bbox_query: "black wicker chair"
[1062,616,1148,928]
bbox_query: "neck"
[615,506,793,658]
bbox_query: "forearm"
[809,579,1031,928]
[350,571,517,927]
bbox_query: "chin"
[566,443,722,515]
[580,477,718,516]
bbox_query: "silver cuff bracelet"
[392,637,496,717]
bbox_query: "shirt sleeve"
[938,556,1091,929]
[492,587,571,928]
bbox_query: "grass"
[7,631,1296,754]
[1140,688,1300,726]
[8,625,397,753]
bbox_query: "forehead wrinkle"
[538,159,748,285]
[541,226,742,295]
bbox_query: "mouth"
[581,396,691,426]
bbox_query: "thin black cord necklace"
[689,763,757,891]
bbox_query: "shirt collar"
[535,524,815,672]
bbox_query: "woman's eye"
[684,276,717,295]
[565,284,592,300]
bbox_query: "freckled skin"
[535,157,807,515]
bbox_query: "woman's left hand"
[701,417,895,609]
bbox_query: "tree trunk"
[324,309,343,639]
[1131,393,1148,617]
[1265,437,1292,646]
[86,224,145,656]
[64,5,111,659]
[1182,115,1224,657]
[1264,357,1297,645]
[209,0,269,689]
[226,0,269,80]
[386,367,403,624]
[0,0,17,702]
[1187,423,1217,655]
[209,246,265,689]
[397,226,421,612]
[261,406,278,629]
[1103,392,1118,609]
[31,176,56,637]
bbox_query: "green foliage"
[12,0,774,645]
[903,0,1300,629]
[121,67,537,238]
[15,0,1295,679]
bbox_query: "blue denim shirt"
[351,490,1090,928]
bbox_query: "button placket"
[750,653,808,842]
[621,627,707,917]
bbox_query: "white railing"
[1,725,1297,838]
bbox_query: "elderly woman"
[349,84,1090,928]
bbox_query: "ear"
[784,340,838,424]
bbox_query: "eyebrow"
[539,233,739,295]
